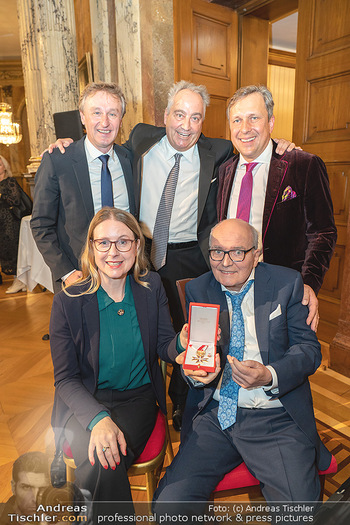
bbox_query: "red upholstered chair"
[212,455,337,499]
[175,279,338,501]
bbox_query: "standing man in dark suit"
[217,85,337,331]
[31,82,135,293]
[153,219,332,516]
[124,81,234,429]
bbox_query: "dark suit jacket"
[49,272,178,446]
[125,123,233,262]
[176,264,331,471]
[217,142,337,294]
[31,137,135,288]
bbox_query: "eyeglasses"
[208,247,255,262]
[92,238,137,252]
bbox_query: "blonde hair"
[64,208,149,296]
[0,155,13,179]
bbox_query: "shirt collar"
[97,275,133,311]
[161,135,198,163]
[84,136,115,162]
[238,139,273,169]
[220,268,256,295]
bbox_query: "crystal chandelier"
[0,102,22,146]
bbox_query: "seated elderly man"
[153,218,332,517]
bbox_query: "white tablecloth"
[17,215,54,293]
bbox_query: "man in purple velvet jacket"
[217,85,337,331]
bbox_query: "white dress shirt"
[84,137,130,214]
[227,140,273,235]
[214,270,282,408]
[139,136,200,242]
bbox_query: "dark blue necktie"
[218,279,254,430]
[99,154,113,207]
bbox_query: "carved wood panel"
[312,0,350,56]
[293,0,350,347]
[174,0,237,139]
[306,75,350,144]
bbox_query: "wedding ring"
[102,446,110,452]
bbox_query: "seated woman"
[49,207,180,508]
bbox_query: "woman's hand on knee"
[88,416,127,469]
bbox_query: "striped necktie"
[151,153,182,270]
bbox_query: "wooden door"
[293,0,350,345]
[173,0,238,139]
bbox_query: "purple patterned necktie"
[236,162,258,222]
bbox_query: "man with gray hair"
[125,80,233,428]
[217,84,337,332]
[31,82,135,293]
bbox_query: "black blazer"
[125,123,233,262]
[49,272,178,446]
[31,137,136,287]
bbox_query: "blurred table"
[17,215,54,293]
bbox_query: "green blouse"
[88,276,151,430]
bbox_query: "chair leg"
[319,474,326,500]
[165,424,174,463]
[145,471,156,514]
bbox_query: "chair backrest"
[175,278,193,320]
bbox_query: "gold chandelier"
[0,102,22,146]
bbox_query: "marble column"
[114,0,174,141]
[89,0,117,83]
[17,0,79,171]
[330,209,350,377]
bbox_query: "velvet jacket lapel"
[262,145,288,244]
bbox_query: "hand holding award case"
[183,302,220,373]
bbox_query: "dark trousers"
[154,402,321,518]
[65,384,157,507]
[145,238,209,406]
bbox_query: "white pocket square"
[210,177,217,184]
[269,304,281,320]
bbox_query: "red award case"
[183,302,220,372]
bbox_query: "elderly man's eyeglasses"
[92,238,137,252]
[208,247,255,262]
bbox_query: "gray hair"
[166,80,210,117]
[79,82,126,117]
[227,85,274,121]
[209,219,259,250]
[0,155,12,179]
